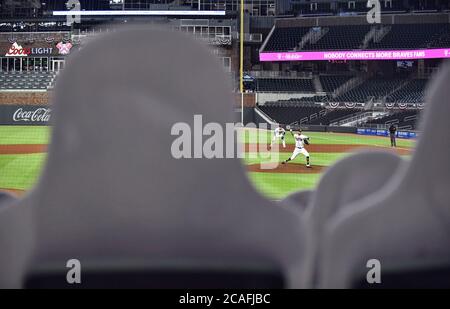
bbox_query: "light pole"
[240,0,244,124]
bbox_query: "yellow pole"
[240,0,244,93]
[240,0,244,124]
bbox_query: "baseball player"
[388,123,397,147]
[269,124,286,150]
[282,128,311,168]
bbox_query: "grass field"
[0,126,415,199]
[0,126,50,193]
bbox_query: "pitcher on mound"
[282,128,311,168]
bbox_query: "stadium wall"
[0,92,51,105]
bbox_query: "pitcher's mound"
[246,163,325,174]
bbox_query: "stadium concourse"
[0,0,449,291]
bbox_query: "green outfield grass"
[0,153,47,190]
[241,128,414,199]
[243,152,350,199]
[0,126,49,192]
[247,172,321,200]
[0,125,50,145]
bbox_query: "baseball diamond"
[0,125,414,200]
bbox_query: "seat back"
[319,64,450,288]
[303,151,402,286]
[25,261,284,289]
[280,189,314,213]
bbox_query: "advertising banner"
[260,48,450,62]
[0,105,51,125]
[357,128,416,139]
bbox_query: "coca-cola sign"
[0,105,51,125]
[13,108,51,122]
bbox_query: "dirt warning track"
[0,188,25,197]
[0,144,47,155]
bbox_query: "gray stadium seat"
[301,151,403,287]
[0,191,17,208]
[318,64,450,288]
[280,189,314,213]
[0,26,306,288]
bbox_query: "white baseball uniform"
[271,127,286,148]
[290,133,310,160]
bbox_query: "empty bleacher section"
[258,104,324,125]
[368,24,450,50]
[263,25,371,52]
[293,1,450,15]
[308,108,362,125]
[262,18,450,53]
[256,78,315,92]
[301,26,371,51]
[365,110,420,130]
[0,71,56,90]
[263,27,310,51]
[263,96,328,106]
[288,95,328,104]
[333,78,404,103]
[319,75,353,93]
[386,79,427,103]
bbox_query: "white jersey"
[274,127,285,137]
[294,133,309,148]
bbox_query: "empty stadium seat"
[0,191,16,208]
[301,151,403,287]
[0,71,56,90]
[263,23,450,53]
[263,27,310,52]
[256,78,315,92]
[365,110,420,130]
[368,24,450,50]
[308,108,361,125]
[258,105,325,125]
[263,25,371,52]
[301,26,371,51]
[318,65,450,288]
[334,78,404,103]
[0,26,307,289]
[280,189,314,214]
[386,79,427,104]
[319,75,353,93]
